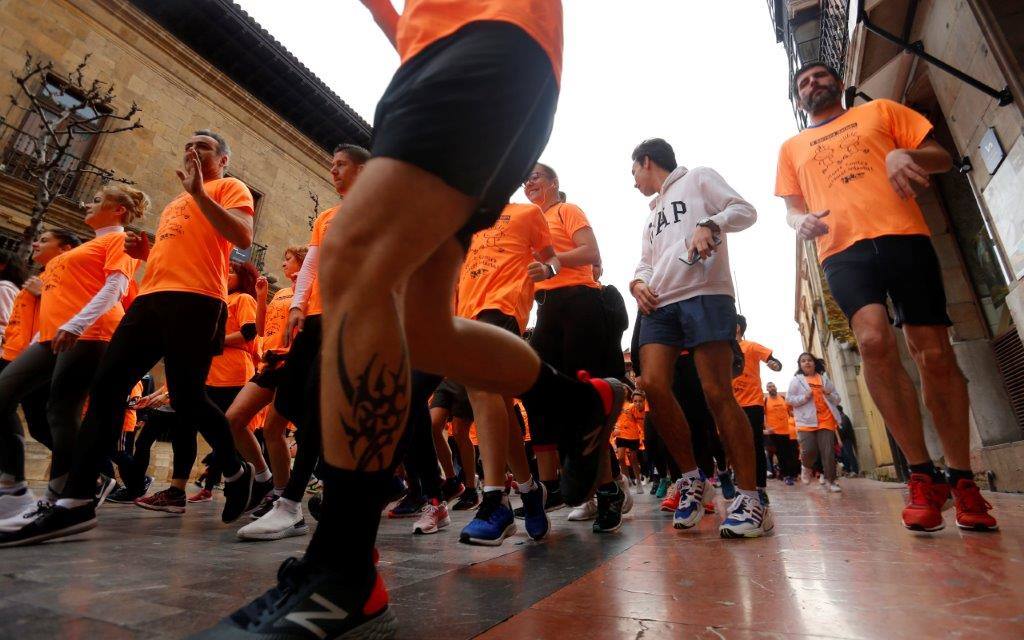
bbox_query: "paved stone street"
[1,479,1022,639]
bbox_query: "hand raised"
[796,210,830,240]
[176,148,205,196]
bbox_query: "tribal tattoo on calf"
[335,317,409,470]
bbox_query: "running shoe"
[593,484,625,533]
[188,488,214,503]
[237,499,308,541]
[451,488,481,511]
[673,473,711,530]
[108,476,153,504]
[95,474,118,508]
[520,483,549,541]
[459,491,515,546]
[135,488,186,514]
[306,477,322,494]
[784,476,795,486]
[0,488,36,520]
[951,479,998,531]
[655,477,670,499]
[189,557,396,640]
[250,493,279,520]
[719,494,769,539]
[441,477,466,503]
[800,467,812,485]
[649,476,660,496]
[244,479,274,515]
[718,471,736,500]
[544,486,566,511]
[818,474,826,485]
[828,482,842,493]
[413,499,450,535]
[387,493,425,518]
[660,480,681,512]
[615,475,634,515]
[221,462,255,524]
[902,473,950,532]
[0,499,51,533]
[634,477,645,495]
[558,373,627,506]
[0,503,96,547]
[567,499,598,521]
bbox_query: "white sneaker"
[719,494,768,539]
[828,482,842,493]
[760,504,776,534]
[0,488,36,520]
[818,474,826,485]
[673,475,711,530]
[413,500,450,535]
[615,475,634,515]
[635,479,645,495]
[800,468,812,485]
[0,499,51,533]
[237,499,308,540]
[567,499,598,521]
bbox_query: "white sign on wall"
[982,135,1024,280]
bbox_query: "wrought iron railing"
[0,118,119,208]
[231,241,268,273]
[819,0,851,75]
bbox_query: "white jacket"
[786,372,842,428]
[633,166,757,308]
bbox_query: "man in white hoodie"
[628,138,769,539]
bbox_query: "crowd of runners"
[0,0,1001,638]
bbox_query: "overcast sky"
[237,0,805,390]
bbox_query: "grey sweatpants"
[798,428,838,483]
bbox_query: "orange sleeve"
[755,342,773,363]
[560,204,591,239]
[774,141,802,197]
[880,99,933,151]
[216,179,256,216]
[102,234,136,279]
[530,207,553,253]
[309,215,324,247]
[236,294,258,326]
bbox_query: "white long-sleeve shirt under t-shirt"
[633,166,757,308]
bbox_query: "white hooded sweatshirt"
[632,166,757,308]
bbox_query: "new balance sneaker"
[559,374,627,506]
[387,493,425,518]
[459,491,515,546]
[135,488,186,514]
[0,503,96,547]
[566,499,598,521]
[221,462,255,524]
[188,488,214,503]
[520,483,549,541]
[451,488,481,511]
[902,473,950,532]
[718,471,736,500]
[189,557,396,640]
[441,477,465,503]
[655,477,670,499]
[0,488,36,520]
[413,499,450,535]
[951,479,998,531]
[673,474,711,530]
[660,480,681,512]
[593,484,625,533]
[250,493,280,520]
[719,494,769,539]
[108,476,153,504]
[238,499,308,541]
[0,499,51,533]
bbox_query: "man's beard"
[801,84,842,114]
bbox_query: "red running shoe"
[135,488,186,514]
[188,488,213,503]
[952,479,998,531]
[901,473,950,532]
[660,479,681,512]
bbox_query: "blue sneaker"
[655,477,670,499]
[718,471,737,500]
[720,494,770,538]
[673,473,711,530]
[459,490,516,546]
[520,483,550,541]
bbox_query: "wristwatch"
[545,263,559,279]
[696,217,720,234]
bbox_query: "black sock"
[945,467,974,484]
[541,479,560,495]
[908,461,944,482]
[597,481,618,495]
[305,462,391,589]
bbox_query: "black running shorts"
[371,21,559,246]
[615,438,640,452]
[822,234,952,327]
[475,309,521,336]
[429,378,473,421]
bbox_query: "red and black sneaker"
[189,557,396,639]
[135,488,186,515]
[952,479,998,531]
[901,473,950,532]
[559,372,627,506]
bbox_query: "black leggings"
[172,385,243,486]
[0,358,51,483]
[64,292,241,500]
[768,433,800,478]
[0,341,107,490]
[402,372,444,501]
[742,405,768,487]
[118,409,179,493]
[275,315,322,503]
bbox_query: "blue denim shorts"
[638,295,737,350]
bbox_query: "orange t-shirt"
[800,374,838,432]
[122,381,145,433]
[614,400,644,441]
[457,203,552,333]
[732,340,773,408]
[775,99,934,262]
[38,233,138,343]
[514,399,531,442]
[764,394,791,435]
[140,177,255,301]
[534,203,600,292]
[396,0,563,82]
[2,288,38,361]
[261,286,294,360]
[305,204,341,317]
[788,416,798,440]
[206,291,258,388]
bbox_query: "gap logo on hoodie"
[652,201,687,237]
